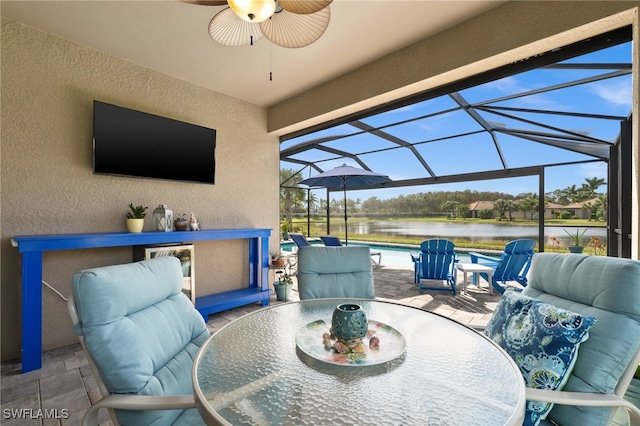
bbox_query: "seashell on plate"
[369,336,380,350]
[351,343,365,353]
[333,341,349,354]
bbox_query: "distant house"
[561,198,599,219]
[545,202,565,219]
[469,200,564,220]
[468,201,495,218]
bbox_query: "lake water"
[284,221,606,267]
[332,221,607,242]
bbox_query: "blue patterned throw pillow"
[484,289,597,426]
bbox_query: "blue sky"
[282,41,631,201]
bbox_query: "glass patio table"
[193,299,525,425]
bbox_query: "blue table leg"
[260,236,269,306]
[21,251,43,373]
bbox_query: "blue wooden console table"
[11,228,271,373]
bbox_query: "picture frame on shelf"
[133,244,195,304]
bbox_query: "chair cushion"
[73,256,210,425]
[297,246,375,300]
[485,289,596,426]
[523,253,640,426]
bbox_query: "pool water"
[280,240,477,268]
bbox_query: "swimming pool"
[280,240,485,268]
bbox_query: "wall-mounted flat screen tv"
[93,100,216,184]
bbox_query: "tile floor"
[0,265,500,425]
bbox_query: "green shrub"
[478,209,494,219]
[558,210,572,219]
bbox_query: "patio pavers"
[0,264,499,426]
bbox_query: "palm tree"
[594,194,607,220]
[441,200,460,219]
[494,199,517,221]
[583,177,606,195]
[455,203,469,220]
[582,201,595,221]
[561,185,581,204]
[307,191,318,213]
[280,168,306,232]
[518,193,539,220]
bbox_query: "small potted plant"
[563,227,587,253]
[280,221,290,241]
[271,251,286,267]
[126,203,148,233]
[174,214,189,231]
[273,272,293,302]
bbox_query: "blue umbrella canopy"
[299,164,391,244]
[299,164,392,189]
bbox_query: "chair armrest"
[82,394,196,426]
[469,252,499,266]
[526,388,640,426]
[410,252,419,263]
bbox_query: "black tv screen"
[93,101,216,184]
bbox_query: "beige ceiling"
[2,0,504,107]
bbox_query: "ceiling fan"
[183,0,332,48]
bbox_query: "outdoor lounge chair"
[289,232,312,248]
[297,246,375,300]
[469,238,535,294]
[483,253,640,426]
[68,257,209,426]
[319,235,382,266]
[410,239,457,295]
[287,233,313,271]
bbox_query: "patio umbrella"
[299,164,392,245]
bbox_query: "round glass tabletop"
[193,299,525,425]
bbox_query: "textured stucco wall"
[1,18,280,361]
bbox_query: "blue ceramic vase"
[331,304,368,343]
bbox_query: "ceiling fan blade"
[209,7,264,46]
[182,0,228,5]
[260,6,330,48]
[278,0,332,15]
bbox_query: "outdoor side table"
[456,262,495,295]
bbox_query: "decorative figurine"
[189,212,200,231]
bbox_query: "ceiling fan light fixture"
[228,0,276,23]
[209,7,265,46]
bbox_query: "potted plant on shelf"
[174,214,189,231]
[271,251,287,267]
[273,272,293,302]
[563,227,587,253]
[126,203,148,233]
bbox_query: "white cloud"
[589,78,632,108]
[578,162,608,182]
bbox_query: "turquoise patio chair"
[469,238,535,294]
[297,246,375,300]
[484,253,640,426]
[319,235,382,266]
[410,239,457,295]
[68,257,209,426]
